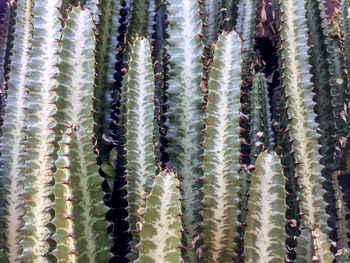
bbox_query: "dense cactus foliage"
[0,0,350,263]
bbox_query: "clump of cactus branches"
[0,2,109,262]
[1,0,350,262]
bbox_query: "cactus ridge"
[51,127,76,262]
[0,1,11,89]
[93,0,121,162]
[108,0,131,259]
[250,73,273,162]
[203,0,222,43]
[340,0,350,84]
[305,0,341,248]
[222,0,239,31]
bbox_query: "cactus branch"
[0,0,32,260]
[244,151,286,263]
[201,31,242,262]
[166,0,204,261]
[137,169,183,263]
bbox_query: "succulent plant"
[201,31,242,262]
[244,151,286,263]
[0,0,350,262]
[137,169,182,263]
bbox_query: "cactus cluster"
[0,0,350,263]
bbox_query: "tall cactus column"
[201,31,242,263]
[0,0,32,261]
[166,0,204,261]
[20,0,61,261]
[53,6,110,262]
[122,36,157,260]
[278,0,331,260]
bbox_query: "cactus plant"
[165,0,204,261]
[20,1,61,259]
[244,151,286,263]
[122,36,157,259]
[1,0,350,262]
[53,6,109,262]
[277,0,331,259]
[137,169,182,263]
[0,0,32,260]
[249,73,273,161]
[201,31,242,262]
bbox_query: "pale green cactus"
[201,31,242,263]
[0,0,32,260]
[0,1,350,262]
[53,6,110,262]
[244,151,286,263]
[277,0,331,259]
[122,36,157,259]
[20,0,61,261]
[137,169,183,263]
[166,0,204,261]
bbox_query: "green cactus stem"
[53,6,110,262]
[333,169,350,249]
[122,36,157,260]
[0,1,11,86]
[235,0,257,47]
[51,127,76,262]
[236,0,258,169]
[278,0,330,260]
[92,0,120,162]
[336,248,350,263]
[341,0,350,82]
[298,226,334,262]
[201,31,242,263]
[305,0,342,249]
[20,1,61,260]
[312,227,334,262]
[250,73,273,162]
[244,151,286,263]
[166,0,204,261]
[52,126,110,262]
[222,0,239,31]
[0,0,32,260]
[124,0,151,59]
[318,1,349,169]
[203,0,221,43]
[128,0,151,39]
[137,169,183,263]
